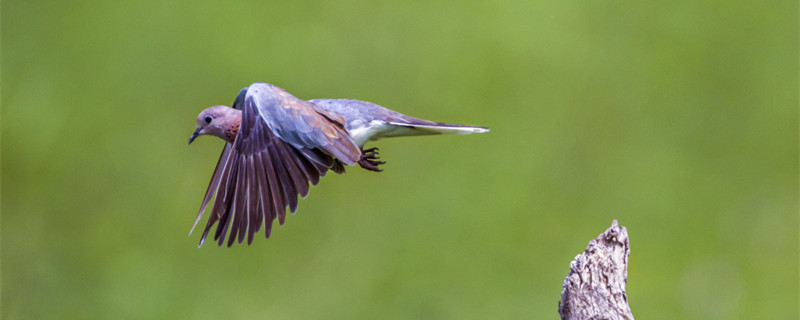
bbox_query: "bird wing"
[191,84,360,247]
[247,83,361,165]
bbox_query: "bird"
[188,82,488,247]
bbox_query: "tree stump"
[558,220,634,320]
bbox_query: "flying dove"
[189,82,488,247]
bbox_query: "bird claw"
[358,147,385,172]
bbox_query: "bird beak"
[188,128,201,145]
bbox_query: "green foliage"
[2,0,796,319]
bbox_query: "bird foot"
[358,147,385,172]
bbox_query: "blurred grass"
[2,0,797,319]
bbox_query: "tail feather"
[388,122,489,135]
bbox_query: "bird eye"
[204,115,213,124]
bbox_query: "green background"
[2,0,797,319]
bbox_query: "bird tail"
[387,121,489,136]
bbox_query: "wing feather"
[292,148,320,181]
[212,153,238,246]
[231,156,248,246]
[246,156,259,245]
[199,143,236,247]
[252,152,271,237]
[275,142,310,209]
[272,144,296,208]
[190,143,230,236]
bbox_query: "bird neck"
[224,119,240,144]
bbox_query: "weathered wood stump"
[558,220,634,320]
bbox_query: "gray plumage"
[310,99,489,147]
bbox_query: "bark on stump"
[558,220,634,320]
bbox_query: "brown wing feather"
[190,143,230,236]
[194,105,348,247]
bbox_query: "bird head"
[189,105,242,144]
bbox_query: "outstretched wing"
[192,84,360,247]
